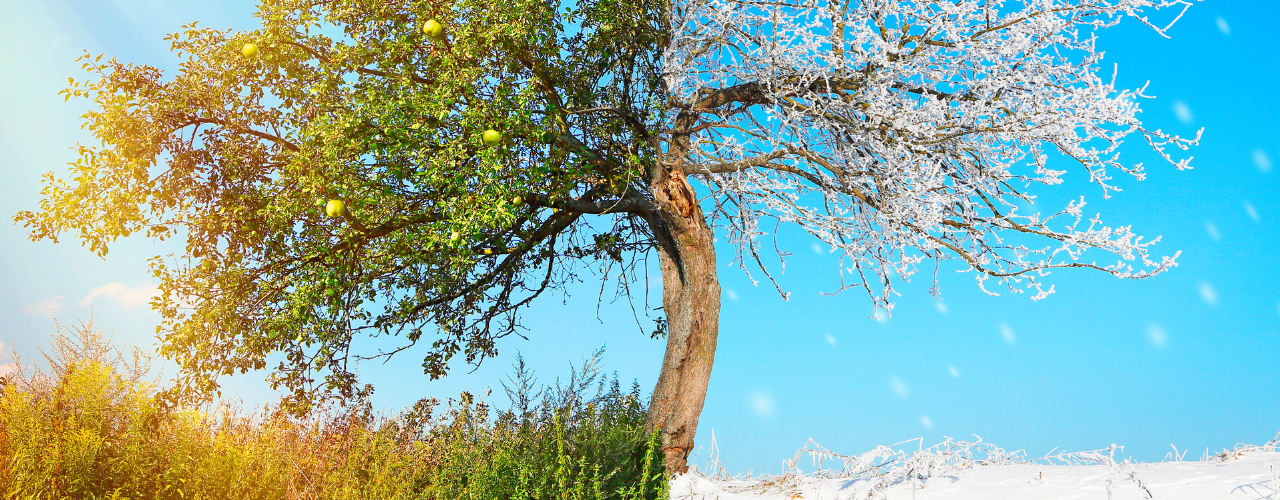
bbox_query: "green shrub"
[0,319,667,499]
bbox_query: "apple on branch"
[482,129,502,147]
[325,199,347,218]
[241,43,259,58]
[423,19,444,40]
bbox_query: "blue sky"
[2,0,1277,475]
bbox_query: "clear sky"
[2,0,1277,476]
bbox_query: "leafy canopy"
[17,0,666,413]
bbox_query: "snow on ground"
[670,436,1280,499]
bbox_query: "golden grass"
[0,319,667,499]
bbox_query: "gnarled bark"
[644,161,721,476]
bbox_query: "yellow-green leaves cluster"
[18,0,668,411]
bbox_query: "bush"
[0,319,667,499]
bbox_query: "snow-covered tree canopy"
[662,0,1200,311]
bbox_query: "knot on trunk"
[661,167,696,220]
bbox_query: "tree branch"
[522,193,655,214]
[187,117,300,152]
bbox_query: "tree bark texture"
[644,160,721,476]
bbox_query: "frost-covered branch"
[663,0,1198,313]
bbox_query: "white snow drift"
[671,434,1280,499]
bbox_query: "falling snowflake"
[1198,282,1218,306]
[999,323,1017,345]
[751,392,775,417]
[1173,101,1194,124]
[1147,324,1168,348]
[1243,201,1259,222]
[1253,150,1272,173]
[890,377,909,399]
[1204,222,1221,241]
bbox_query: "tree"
[17,0,1200,475]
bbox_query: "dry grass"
[0,318,667,499]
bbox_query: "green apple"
[511,196,522,205]
[241,43,259,58]
[325,199,347,217]
[450,230,460,241]
[482,129,502,147]
[423,19,444,40]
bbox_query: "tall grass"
[0,319,668,499]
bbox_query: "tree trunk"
[644,162,720,477]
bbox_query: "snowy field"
[670,435,1280,499]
